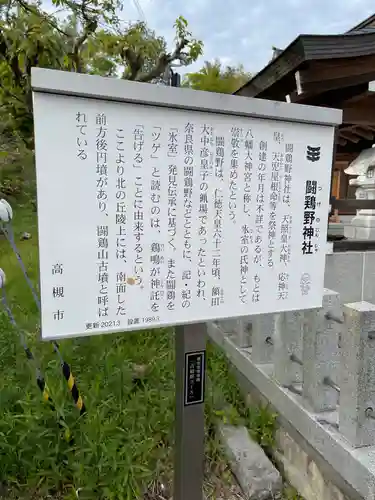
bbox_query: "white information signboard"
[32,69,341,340]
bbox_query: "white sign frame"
[31,68,342,340]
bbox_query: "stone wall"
[207,294,375,500]
[235,369,357,500]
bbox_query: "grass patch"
[207,341,277,451]
[282,485,304,500]
[207,343,306,500]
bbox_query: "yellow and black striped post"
[62,361,86,415]
[1,266,86,422]
[28,354,74,443]
[36,374,53,406]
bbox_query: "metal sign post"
[175,322,206,500]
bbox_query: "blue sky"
[123,0,374,76]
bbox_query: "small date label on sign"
[85,320,121,330]
[184,351,205,406]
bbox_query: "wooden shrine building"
[235,13,375,213]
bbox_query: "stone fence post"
[251,314,277,364]
[302,289,341,412]
[273,311,304,387]
[339,301,375,447]
[215,318,252,348]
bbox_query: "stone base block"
[344,224,375,240]
[218,424,282,499]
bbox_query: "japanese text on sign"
[33,92,335,339]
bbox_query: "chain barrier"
[0,198,86,417]
[0,268,74,442]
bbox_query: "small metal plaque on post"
[175,323,206,500]
[184,351,205,406]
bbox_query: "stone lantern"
[344,147,375,239]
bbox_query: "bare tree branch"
[71,20,97,72]
[0,27,9,58]
[66,1,98,72]
[24,40,40,76]
[15,0,70,37]
[133,37,188,82]
[120,46,143,79]
[0,27,24,87]
[0,81,24,104]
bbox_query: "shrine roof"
[234,15,375,157]
[235,29,375,99]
